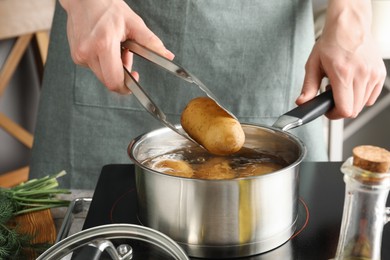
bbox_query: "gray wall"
[0,40,40,174]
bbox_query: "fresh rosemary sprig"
[0,170,71,259]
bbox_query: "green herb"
[0,170,71,259]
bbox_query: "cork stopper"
[352,145,390,173]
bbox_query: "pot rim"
[128,123,306,182]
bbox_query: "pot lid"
[37,224,189,260]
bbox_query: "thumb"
[296,52,323,105]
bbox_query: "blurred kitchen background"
[1,0,389,185]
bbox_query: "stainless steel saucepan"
[128,90,334,258]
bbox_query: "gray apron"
[30,0,327,189]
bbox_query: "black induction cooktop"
[82,162,390,259]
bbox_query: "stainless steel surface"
[37,224,189,260]
[121,40,195,84]
[272,115,303,131]
[128,124,306,258]
[122,67,197,145]
[121,40,237,145]
[271,90,334,131]
[56,197,92,243]
[71,239,133,260]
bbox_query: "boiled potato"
[181,97,245,155]
[152,159,194,178]
[195,157,236,180]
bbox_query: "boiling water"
[142,147,288,179]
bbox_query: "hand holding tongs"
[121,40,236,145]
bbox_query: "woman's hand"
[296,0,386,119]
[59,0,174,94]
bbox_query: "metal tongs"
[121,40,236,144]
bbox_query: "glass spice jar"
[333,145,390,260]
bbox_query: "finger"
[366,67,386,106]
[362,81,376,106]
[124,12,175,60]
[121,46,141,92]
[98,37,131,94]
[122,47,133,71]
[131,71,140,82]
[351,78,367,118]
[325,80,354,119]
[88,56,104,87]
[296,52,322,105]
[324,56,356,119]
[91,52,131,95]
[366,82,383,106]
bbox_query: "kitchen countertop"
[53,162,390,259]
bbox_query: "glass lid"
[36,224,189,260]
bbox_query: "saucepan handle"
[272,89,334,131]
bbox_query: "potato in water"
[195,157,236,180]
[152,159,193,178]
[146,147,288,180]
[181,97,245,155]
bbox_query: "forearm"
[323,0,373,52]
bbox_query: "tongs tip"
[122,40,238,145]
